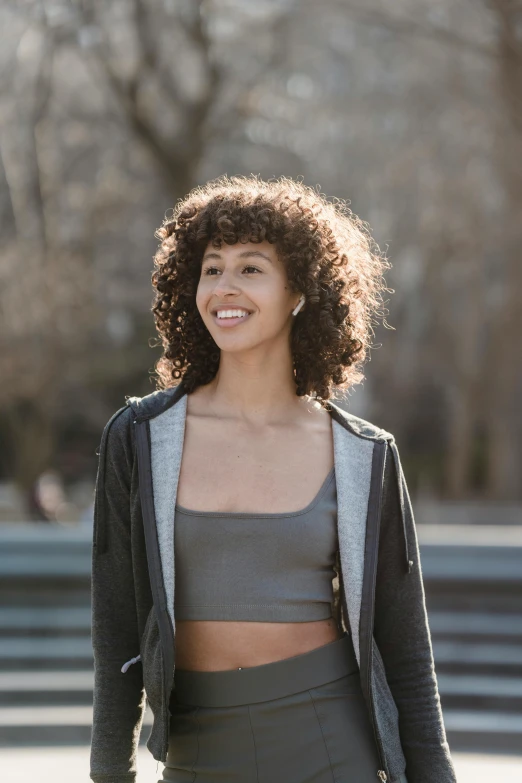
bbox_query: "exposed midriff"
[174,617,343,671]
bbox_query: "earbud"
[292,294,305,316]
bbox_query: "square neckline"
[174,465,336,519]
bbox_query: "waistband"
[172,631,358,708]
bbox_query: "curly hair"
[151,174,392,404]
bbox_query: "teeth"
[216,310,249,319]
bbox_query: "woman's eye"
[203,266,261,276]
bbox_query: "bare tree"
[1,0,520,512]
[484,0,522,497]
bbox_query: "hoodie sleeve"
[374,440,457,783]
[90,404,146,783]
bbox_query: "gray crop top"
[174,466,338,622]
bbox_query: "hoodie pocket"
[140,605,165,715]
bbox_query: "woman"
[90,175,457,783]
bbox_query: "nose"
[211,271,242,296]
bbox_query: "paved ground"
[0,746,521,782]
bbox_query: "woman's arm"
[374,441,457,783]
[90,405,146,783]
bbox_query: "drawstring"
[387,440,413,574]
[121,654,141,673]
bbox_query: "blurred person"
[33,469,66,522]
[90,176,456,783]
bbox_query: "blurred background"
[0,1,521,781]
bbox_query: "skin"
[174,239,342,672]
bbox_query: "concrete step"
[0,705,98,725]
[0,671,93,690]
[438,674,522,698]
[433,641,522,672]
[438,674,522,713]
[0,608,91,630]
[0,637,93,669]
[0,704,152,746]
[417,524,522,546]
[445,709,522,733]
[421,548,522,583]
[429,612,522,638]
[0,528,91,583]
[0,556,90,578]
[444,709,522,753]
[0,670,94,706]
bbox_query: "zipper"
[135,418,175,751]
[361,440,389,780]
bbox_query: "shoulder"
[99,384,186,457]
[103,404,134,436]
[326,399,394,443]
[97,405,135,470]
[100,383,184,434]
[125,384,184,421]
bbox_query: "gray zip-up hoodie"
[90,381,456,783]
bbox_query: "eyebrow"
[202,250,274,264]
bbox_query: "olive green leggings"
[160,632,408,783]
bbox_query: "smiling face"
[196,240,302,353]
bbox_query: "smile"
[212,309,253,328]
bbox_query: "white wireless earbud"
[292,294,305,316]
